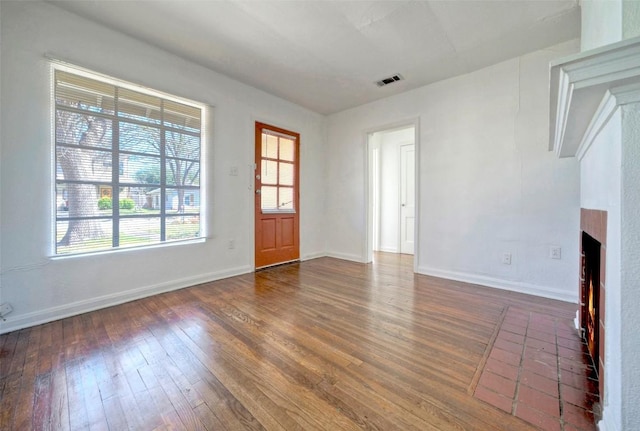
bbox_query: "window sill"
[50,237,206,260]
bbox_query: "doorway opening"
[366,121,418,269]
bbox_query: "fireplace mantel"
[549,36,640,159]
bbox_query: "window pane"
[98,185,112,196]
[261,186,278,210]
[279,162,294,186]
[166,160,200,186]
[55,183,69,214]
[55,71,115,114]
[262,133,278,159]
[166,215,200,240]
[118,186,141,212]
[261,160,278,185]
[56,110,112,149]
[123,155,161,186]
[144,188,164,213]
[165,188,199,213]
[56,218,112,255]
[279,187,294,210]
[56,148,112,182]
[118,88,161,124]
[166,131,199,160]
[181,191,199,210]
[124,186,160,214]
[164,100,201,133]
[119,217,160,247]
[55,182,112,217]
[119,122,160,155]
[280,138,294,161]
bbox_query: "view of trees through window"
[54,69,202,255]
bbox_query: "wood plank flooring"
[0,253,579,430]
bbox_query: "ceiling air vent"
[376,74,404,87]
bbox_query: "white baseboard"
[325,251,367,263]
[417,266,578,303]
[300,252,326,261]
[0,265,252,334]
[598,407,620,431]
[378,246,398,253]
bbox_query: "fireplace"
[582,232,600,370]
[580,208,607,397]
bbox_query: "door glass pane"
[278,187,293,210]
[279,138,294,161]
[259,129,297,213]
[261,160,278,185]
[261,186,278,210]
[279,162,294,186]
[262,134,278,159]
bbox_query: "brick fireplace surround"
[580,209,607,398]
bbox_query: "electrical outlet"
[228,239,235,250]
[0,303,13,319]
[550,246,562,260]
[229,166,238,176]
[502,253,512,265]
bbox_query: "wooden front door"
[254,122,300,269]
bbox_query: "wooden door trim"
[254,122,300,269]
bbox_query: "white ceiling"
[49,0,580,115]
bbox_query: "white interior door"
[400,143,415,255]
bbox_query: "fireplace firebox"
[581,232,600,373]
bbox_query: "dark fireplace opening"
[581,232,600,377]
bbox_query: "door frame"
[365,118,420,272]
[253,120,301,270]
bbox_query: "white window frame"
[51,62,208,256]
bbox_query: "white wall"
[326,40,580,301]
[580,110,622,431]
[580,0,622,51]
[620,104,640,431]
[378,127,414,253]
[0,1,326,333]
[623,0,640,40]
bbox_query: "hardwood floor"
[0,253,580,430]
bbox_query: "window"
[260,130,296,212]
[54,67,203,255]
